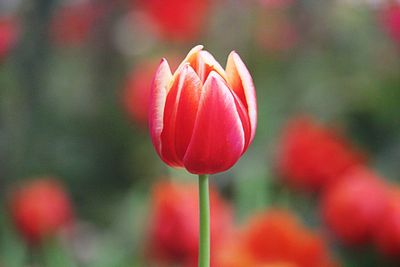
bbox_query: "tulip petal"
[183,72,245,174]
[174,66,203,160]
[231,91,251,154]
[149,59,173,162]
[161,64,202,166]
[196,51,227,82]
[179,46,226,82]
[226,51,257,142]
[183,44,204,62]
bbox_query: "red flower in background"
[277,116,364,191]
[380,3,400,47]
[137,0,210,41]
[374,187,400,256]
[322,167,388,245]
[123,62,157,128]
[216,210,339,267]
[50,1,105,47]
[0,16,19,61]
[122,58,179,128]
[10,179,73,245]
[147,181,233,267]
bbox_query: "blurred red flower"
[277,116,364,191]
[10,178,73,245]
[216,210,339,267]
[374,187,400,256]
[322,167,388,245]
[0,16,19,61]
[136,0,210,41]
[147,181,233,266]
[122,62,155,128]
[122,57,178,129]
[50,1,105,47]
[380,3,400,47]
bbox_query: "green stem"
[198,174,210,267]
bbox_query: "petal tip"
[204,70,224,85]
[187,45,204,55]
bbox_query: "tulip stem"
[198,174,210,267]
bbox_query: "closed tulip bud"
[149,45,257,175]
[9,179,73,245]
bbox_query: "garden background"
[0,0,400,266]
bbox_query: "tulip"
[123,62,157,128]
[123,58,179,128]
[215,210,339,267]
[321,167,388,245]
[148,45,257,267]
[147,181,233,266]
[136,0,210,41]
[380,3,400,47]
[0,16,19,61]
[277,116,364,191]
[9,178,73,245]
[374,187,400,256]
[149,45,257,175]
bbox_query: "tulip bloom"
[0,16,19,61]
[137,0,210,41]
[9,179,73,244]
[380,3,400,47]
[147,181,233,266]
[149,45,257,175]
[322,167,388,245]
[215,210,339,267]
[277,116,364,191]
[374,188,400,256]
[123,62,157,128]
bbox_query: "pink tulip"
[148,45,257,174]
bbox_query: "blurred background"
[0,0,400,266]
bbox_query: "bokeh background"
[1,0,400,266]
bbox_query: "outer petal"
[231,92,251,154]
[225,51,257,142]
[161,64,202,166]
[183,72,245,174]
[149,59,173,162]
[174,66,203,160]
